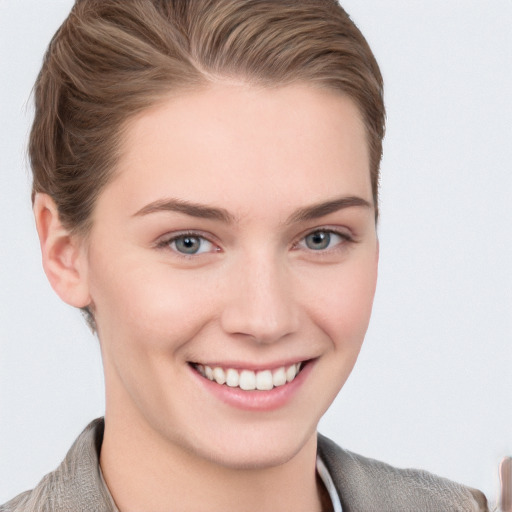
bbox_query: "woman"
[0,1,490,510]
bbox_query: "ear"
[33,193,91,308]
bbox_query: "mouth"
[190,361,307,391]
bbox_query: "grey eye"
[304,231,331,250]
[298,230,347,252]
[173,236,205,254]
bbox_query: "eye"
[163,233,216,255]
[298,230,347,251]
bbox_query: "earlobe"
[33,193,91,308]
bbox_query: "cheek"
[302,256,378,347]
[87,248,220,352]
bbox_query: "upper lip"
[190,358,313,372]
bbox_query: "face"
[82,83,378,469]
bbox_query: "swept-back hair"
[31,0,384,234]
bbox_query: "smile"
[192,362,304,391]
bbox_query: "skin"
[35,83,379,512]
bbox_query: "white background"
[1,0,511,506]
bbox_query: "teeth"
[226,368,239,387]
[286,364,296,382]
[256,370,273,391]
[239,370,256,391]
[212,367,226,385]
[272,367,287,387]
[196,363,304,390]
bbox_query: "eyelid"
[292,226,354,251]
[153,226,354,256]
[155,230,221,255]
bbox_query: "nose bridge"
[220,249,299,343]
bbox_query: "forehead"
[102,83,372,219]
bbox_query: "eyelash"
[293,228,353,253]
[156,227,354,257]
[156,231,219,258]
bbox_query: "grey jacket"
[1,418,488,512]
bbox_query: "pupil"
[177,236,200,254]
[306,231,330,250]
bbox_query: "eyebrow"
[286,196,373,224]
[133,198,236,223]
[133,195,372,224]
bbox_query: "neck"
[100,408,324,512]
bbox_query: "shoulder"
[317,433,488,512]
[0,418,116,512]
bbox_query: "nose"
[220,253,300,344]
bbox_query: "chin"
[176,420,318,471]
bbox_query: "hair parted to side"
[31,0,385,236]
[31,0,385,331]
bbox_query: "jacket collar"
[317,433,487,512]
[23,419,485,512]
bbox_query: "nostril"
[220,299,299,343]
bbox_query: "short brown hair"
[30,0,385,234]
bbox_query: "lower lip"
[190,361,314,411]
